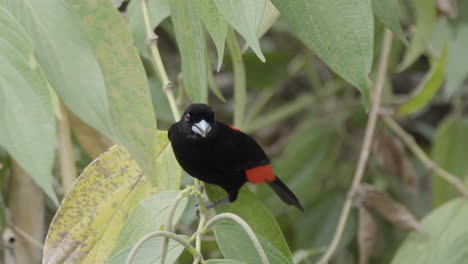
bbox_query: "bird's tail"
[267,176,304,211]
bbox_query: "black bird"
[168,103,303,211]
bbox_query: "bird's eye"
[185,113,190,121]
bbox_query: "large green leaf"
[127,0,170,60]
[271,125,337,207]
[4,0,114,136]
[206,185,293,264]
[294,194,357,260]
[392,198,468,264]
[107,191,187,264]
[206,260,245,264]
[195,0,228,71]
[397,0,436,71]
[213,0,266,62]
[65,0,159,186]
[398,45,447,116]
[0,8,57,203]
[43,131,182,264]
[272,0,373,108]
[372,0,408,45]
[431,118,468,206]
[430,1,468,97]
[170,0,208,103]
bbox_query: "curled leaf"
[360,184,423,232]
[358,205,377,264]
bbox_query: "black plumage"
[168,104,303,211]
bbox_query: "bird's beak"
[192,120,212,138]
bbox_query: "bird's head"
[181,104,215,139]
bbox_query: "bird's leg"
[195,196,230,217]
[205,196,230,209]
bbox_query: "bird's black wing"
[210,121,270,172]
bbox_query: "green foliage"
[372,0,408,45]
[66,0,160,186]
[431,117,468,206]
[3,0,468,263]
[397,0,436,71]
[4,0,114,136]
[108,191,187,263]
[206,184,293,263]
[0,8,57,203]
[213,0,266,62]
[170,0,209,103]
[392,198,468,264]
[398,45,447,116]
[272,0,374,108]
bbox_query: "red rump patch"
[245,164,276,184]
[228,125,240,131]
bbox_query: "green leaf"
[127,0,170,60]
[170,0,208,103]
[195,0,228,71]
[213,0,266,62]
[294,194,357,260]
[107,191,187,264]
[214,221,292,264]
[206,53,226,102]
[397,0,436,71]
[272,0,374,109]
[206,185,293,264]
[43,131,182,263]
[392,198,468,264]
[65,0,160,187]
[431,118,468,206]
[372,0,408,45]
[431,2,468,97]
[397,45,447,116]
[110,0,124,8]
[0,8,57,203]
[206,260,246,264]
[258,0,279,38]
[4,0,114,137]
[272,125,338,207]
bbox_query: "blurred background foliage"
[1,0,468,263]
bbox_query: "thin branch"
[140,0,180,120]
[193,180,207,264]
[57,101,78,193]
[126,231,204,264]
[317,29,394,264]
[383,116,468,197]
[160,196,183,264]
[10,224,44,250]
[227,28,247,129]
[203,213,270,264]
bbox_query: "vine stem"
[202,213,270,264]
[193,180,207,264]
[125,231,204,264]
[140,0,180,120]
[317,29,393,264]
[383,116,468,197]
[227,28,247,129]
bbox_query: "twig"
[383,116,468,197]
[317,29,394,264]
[57,101,78,193]
[126,231,204,264]
[202,213,270,264]
[227,28,247,129]
[193,180,207,264]
[160,195,184,264]
[140,0,180,120]
[10,224,43,250]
